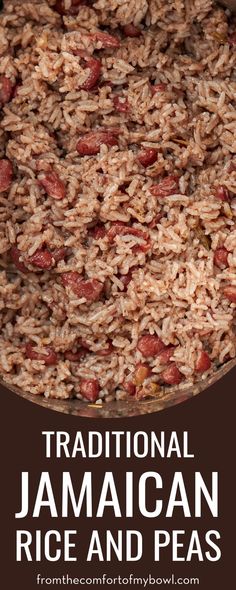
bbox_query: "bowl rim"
[1,357,236,418]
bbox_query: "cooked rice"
[0,0,236,403]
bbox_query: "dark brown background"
[0,368,235,589]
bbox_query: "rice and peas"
[0,0,236,404]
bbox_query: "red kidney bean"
[157,345,176,364]
[54,0,84,15]
[65,348,87,361]
[74,278,104,302]
[150,82,167,95]
[150,175,179,197]
[214,185,230,202]
[0,75,14,106]
[91,224,106,239]
[61,272,103,302]
[51,247,68,262]
[10,246,28,273]
[25,343,57,365]
[196,351,211,373]
[75,51,102,91]
[161,363,183,385]
[122,380,136,395]
[137,334,165,358]
[107,222,148,243]
[82,57,101,90]
[214,247,229,269]
[138,148,158,168]
[77,130,119,156]
[80,378,100,402]
[123,24,141,37]
[113,96,129,113]
[38,171,66,200]
[0,159,13,193]
[222,285,236,303]
[90,31,120,48]
[28,248,53,270]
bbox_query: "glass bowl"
[1,1,235,419]
[1,357,235,418]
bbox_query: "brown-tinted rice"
[0,0,236,404]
